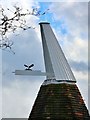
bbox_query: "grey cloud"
[2,79,43,118]
[69,60,88,72]
[88,62,90,71]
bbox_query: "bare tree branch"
[0,5,49,54]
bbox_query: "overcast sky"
[0,0,89,119]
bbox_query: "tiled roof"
[29,83,90,120]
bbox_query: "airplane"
[24,64,34,70]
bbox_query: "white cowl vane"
[40,22,76,82]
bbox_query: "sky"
[0,0,89,119]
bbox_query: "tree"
[0,5,49,54]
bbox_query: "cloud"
[2,78,43,118]
[49,2,88,37]
[69,60,88,72]
[49,2,88,66]
[0,0,38,9]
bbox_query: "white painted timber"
[39,22,76,82]
[15,70,54,77]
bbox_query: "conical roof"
[29,83,90,119]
